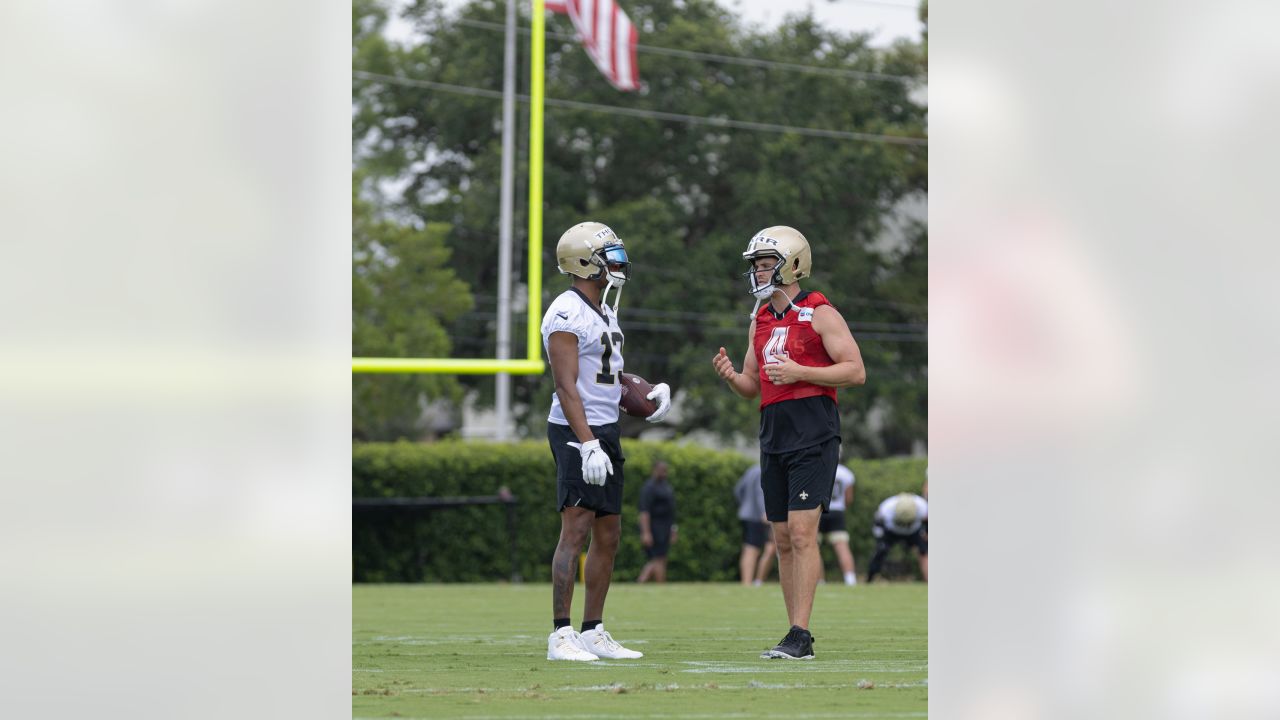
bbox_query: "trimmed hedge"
[353,440,926,583]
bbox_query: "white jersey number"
[595,331,624,384]
[762,327,789,365]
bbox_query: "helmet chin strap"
[748,286,795,320]
[602,278,623,314]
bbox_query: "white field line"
[355,707,926,712]
[581,662,672,669]
[358,634,536,646]
[358,635,653,646]
[359,634,918,649]
[679,660,927,674]
[392,679,928,693]
[359,657,926,672]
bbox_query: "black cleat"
[761,625,815,660]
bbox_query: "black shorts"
[548,421,624,516]
[760,436,841,522]
[645,523,672,559]
[741,520,771,549]
[818,510,846,534]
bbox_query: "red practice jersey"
[752,291,839,410]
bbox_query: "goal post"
[353,0,548,377]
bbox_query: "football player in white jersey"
[866,492,928,583]
[817,463,858,586]
[541,221,672,661]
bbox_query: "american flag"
[544,0,640,92]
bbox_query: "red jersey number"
[762,327,789,365]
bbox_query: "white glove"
[567,439,613,486]
[645,382,672,423]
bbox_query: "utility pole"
[495,0,518,441]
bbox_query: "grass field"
[353,582,927,718]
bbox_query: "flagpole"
[527,0,546,368]
[495,0,518,442]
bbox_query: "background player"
[818,463,858,586]
[734,463,775,586]
[542,222,671,661]
[866,492,928,583]
[636,460,677,583]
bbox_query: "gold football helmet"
[892,493,920,527]
[556,221,630,287]
[742,225,811,299]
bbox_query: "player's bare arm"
[712,319,761,398]
[548,331,595,442]
[740,329,762,395]
[763,305,866,387]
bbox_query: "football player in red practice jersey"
[711,226,866,660]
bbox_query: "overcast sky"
[385,0,924,48]
[727,0,922,46]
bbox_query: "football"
[619,372,659,418]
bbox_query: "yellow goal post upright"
[352,0,549,377]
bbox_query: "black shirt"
[759,395,840,454]
[638,479,676,525]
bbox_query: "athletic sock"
[554,617,571,630]
[844,572,856,585]
[581,619,602,633]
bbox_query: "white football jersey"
[875,494,928,535]
[542,288,625,426]
[828,464,856,512]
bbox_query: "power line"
[619,308,925,330]
[619,319,926,342]
[387,224,927,316]
[621,305,927,322]
[452,17,918,84]
[543,93,927,145]
[355,70,506,100]
[467,290,925,317]
[352,70,928,146]
[447,308,927,341]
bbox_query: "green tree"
[353,176,475,440]
[354,0,927,456]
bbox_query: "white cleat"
[547,626,599,661]
[580,624,644,659]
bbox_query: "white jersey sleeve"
[874,497,895,529]
[542,289,624,426]
[828,464,855,512]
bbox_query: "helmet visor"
[602,245,629,267]
[600,245,630,281]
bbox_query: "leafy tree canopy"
[354,0,927,456]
